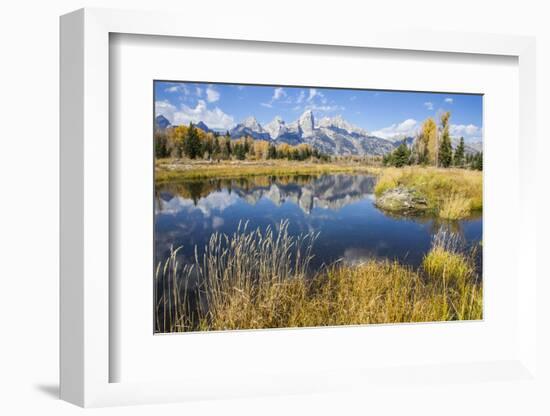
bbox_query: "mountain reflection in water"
[154,174,482,272]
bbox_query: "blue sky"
[154,81,483,142]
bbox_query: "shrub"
[422,247,472,284]
[439,194,471,220]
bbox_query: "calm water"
[154,173,482,273]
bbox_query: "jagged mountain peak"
[217,111,396,156]
[195,121,211,132]
[264,116,288,140]
[298,110,315,137]
[242,116,262,131]
[318,115,367,135]
[155,114,171,130]
[230,116,270,141]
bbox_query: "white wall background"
[0,1,548,414]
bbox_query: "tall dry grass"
[374,167,482,219]
[155,223,482,333]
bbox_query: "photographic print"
[154,81,483,333]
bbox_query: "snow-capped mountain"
[264,116,288,140]
[298,109,315,137]
[318,115,368,136]
[163,111,482,157]
[230,116,271,140]
[228,111,395,156]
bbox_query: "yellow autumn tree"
[277,143,292,159]
[169,125,189,157]
[253,140,271,160]
[420,118,438,165]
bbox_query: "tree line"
[382,111,482,170]
[155,123,329,162]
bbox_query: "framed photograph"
[152,80,484,334]
[60,8,538,408]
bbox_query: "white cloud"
[424,102,434,111]
[206,85,220,103]
[155,99,235,130]
[273,87,286,100]
[212,216,225,229]
[444,97,454,104]
[196,87,202,97]
[450,124,482,141]
[372,119,419,139]
[291,88,328,112]
[261,87,287,107]
[155,100,177,117]
[165,84,190,95]
[308,88,319,102]
[371,118,482,142]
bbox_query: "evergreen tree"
[201,136,213,159]
[267,144,277,159]
[438,112,453,168]
[473,152,483,170]
[453,137,465,167]
[234,143,246,160]
[392,143,411,167]
[212,137,221,159]
[154,132,168,158]
[222,136,231,159]
[183,123,201,159]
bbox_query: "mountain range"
[227,110,395,156]
[155,110,481,156]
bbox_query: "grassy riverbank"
[155,222,482,333]
[155,158,381,182]
[374,167,482,219]
[156,160,482,220]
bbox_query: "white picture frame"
[60,7,538,408]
